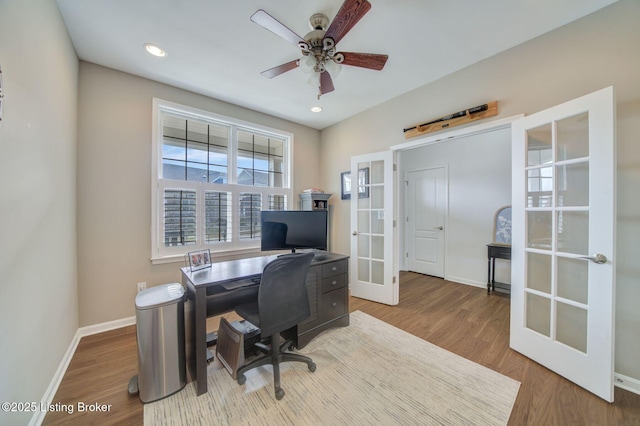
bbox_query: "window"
[152,99,293,262]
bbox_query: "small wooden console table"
[487,243,511,294]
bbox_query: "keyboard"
[220,277,260,291]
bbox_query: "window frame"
[151,99,294,264]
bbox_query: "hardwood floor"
[43,271,640,425]
[42,325,142,425]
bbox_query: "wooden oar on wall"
[403,101,498,139]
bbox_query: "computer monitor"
[260,210,328,252]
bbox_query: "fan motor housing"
[309,13,329,31]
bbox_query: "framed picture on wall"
[341,171,352,199]
[187,249,212,271]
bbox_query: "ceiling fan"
[250,0,389,99]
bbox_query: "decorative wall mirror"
[494,206,512,244]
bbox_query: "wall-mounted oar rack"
[403,101,498,139]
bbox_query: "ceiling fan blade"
[324,0,371,45]
[250,9,306,46]
[340,52,388,70]
[320,71,335,95]
[260,60,299,79]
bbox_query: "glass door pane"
[356,161,385,286]
[524,112,590,353]
[557,257,588,304]
[557,112,589,161]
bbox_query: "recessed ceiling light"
[144,43,167,57]
[311,106,322,113]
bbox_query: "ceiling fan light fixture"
[250,2,387,99]
[325,59,342,78]
[299,54,316,74]
[306,72,321,88]
[144,43,167,57]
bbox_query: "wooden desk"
[487,243,511,294]
[181,252,349,396]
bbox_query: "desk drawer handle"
[331,266,337,271]
[332,280,337,286]
[331,302,337,307]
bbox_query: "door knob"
[578,253,607,264]
[433,226,443,231]
[352,231,358,236]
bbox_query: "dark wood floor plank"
[44,271,640,425]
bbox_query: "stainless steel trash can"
[135,283,186,403]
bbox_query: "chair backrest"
[258,252,314,337]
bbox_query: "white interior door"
[405,166,446,277]
[350,150,398,305]
[511,86,616,401]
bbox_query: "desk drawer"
[321,287,348,322]
[322,273,347,293]
[322,259,347,278]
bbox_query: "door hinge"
[393,163,397,172]
[406,252,409,258]
[393,219,397,228]
[393,276,396,284]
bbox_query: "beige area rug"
[145,311,520,425]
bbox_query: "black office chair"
[234,252,316,400]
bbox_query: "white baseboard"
[29,316,136,426]
[29,329,82,426]
[444,274,486,289]
[615,373,640,395]
[78,315,136,337]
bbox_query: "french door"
[510,86,616,401]
[349,150,398,305]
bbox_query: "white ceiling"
[56,0,617,130]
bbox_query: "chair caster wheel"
[237,374,246,385]
[308,362,317,373]
[275,388,285,400]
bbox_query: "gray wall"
[0,0,79,424]
[76,62,322,326]
[320,0,640,382]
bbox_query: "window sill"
[150,247,263,265]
